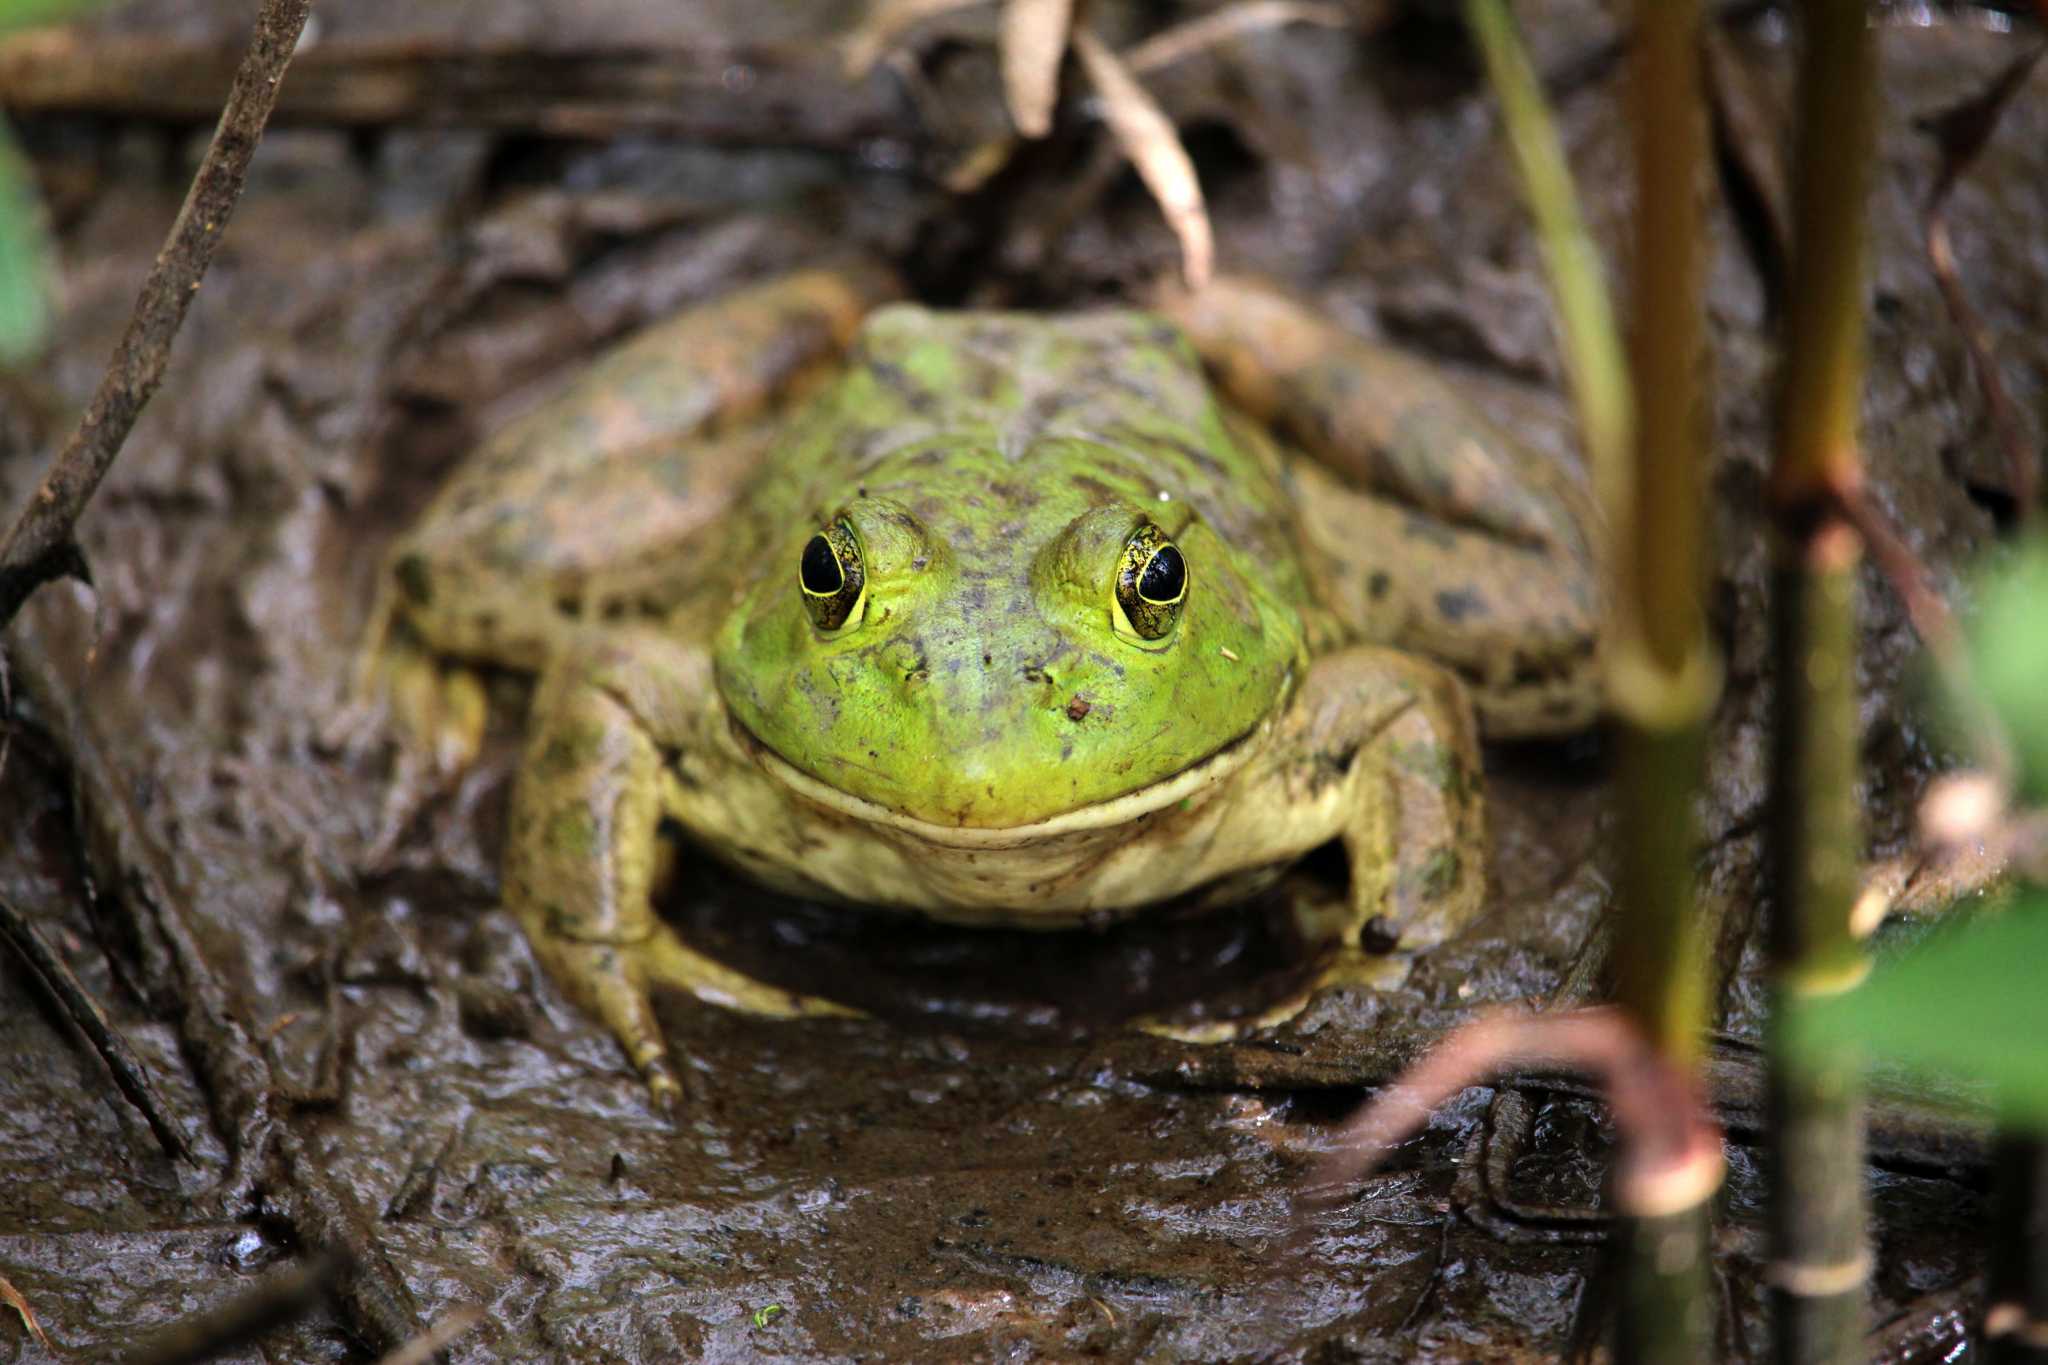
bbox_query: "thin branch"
[371,1306,485,1365]
[0,0,313,633]
[119,1253,344,1365]
[1916,42,2045,523]
[0,32,919,148]
[0,893,193,1163]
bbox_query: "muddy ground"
[1,2,2042,1360]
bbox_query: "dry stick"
[1918,43,2045,525]
[1769,3,1878,1361]
[119,1252,344,1365]
[0,0,313,633]
[0,893,193,1163]
[11,632,424,1354]
[0,33,919,149]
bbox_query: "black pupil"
[800,535,842,594]
[1138,544,1185,602]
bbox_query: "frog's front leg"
[1162,276,1603,737]
[506,629,846,1106]
[1281,644,1487,964]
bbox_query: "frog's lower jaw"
[705,714,1304,925]
[733,714,1270,844]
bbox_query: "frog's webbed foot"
[1158,274,1603,737]
[1288,645,1488,987]
[507,633,855,1105]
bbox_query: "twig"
[0,0,313,634]
[371,1305,485,1365]
[11,628,423,1352]
[118,1253,343,1365]
[1916,43,2045,523]
[1302,1009,1723,1223]
[0,32,921,149]
[0,1273,49,1350]
[1122,1,1351,77]
[0,893,193,1163]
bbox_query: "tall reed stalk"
[1608,3,1721,1357]
[1466,2,1719,1357]
[1768,3,1878,1360]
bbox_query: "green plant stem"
[1774,1,1879,506]
[1609,5,1718,1359]
[1768,527,1869,1363]
[1469,3,1719,1359]
[1767,15,1877,1356]
[1462,0,1630,514]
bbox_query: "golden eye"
[799,518,866,632]
[1113,521,1186,642]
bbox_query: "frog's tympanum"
[361,265,1601,1103]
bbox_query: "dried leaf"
[1,1273,50,1349]
[1071,27,1213,290]
[841,0,985,78]
[1123,0,1349,76]
[1000,0,1072,137]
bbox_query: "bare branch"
[0,0,314,634]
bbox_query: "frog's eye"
[799,518,866,633]
[1113,521,1187,643]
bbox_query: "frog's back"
[756,305,1310,602]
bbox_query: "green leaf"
[0,0,107,29]
[0,120,51,363]
[1965,537,2048,803]
[1789,894,2048,1129]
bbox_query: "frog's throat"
[732,716,1271,846]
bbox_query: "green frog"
[360,264,1601,1104]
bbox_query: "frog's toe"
[634,922,863,1022]
[539,936,688,1108]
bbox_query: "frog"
[357,261,1602,1105]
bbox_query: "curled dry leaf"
[1123,0,1350,77]
[1071,27,1213,291]
[842,0,985,79]
[1,1272,50,1349]
[1001,0,1073,137]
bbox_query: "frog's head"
[714,446,1304,829]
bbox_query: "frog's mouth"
[730,715,1270,847]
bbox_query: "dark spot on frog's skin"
[1360,917,1402,954]
[1367,571,1391,601]
[1401,513,1459,551]
[395,554,433,606]
[1072,475,1120,504]
[1022,664,1052,685]
[1435,588,1486,623]
[982,653,992,666]
[555,595,584,619]
[1065,695,1092,722]
[867,361,936,414]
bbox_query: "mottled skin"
[363,265,1601,1103]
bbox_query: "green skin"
[363,265,1602,1104]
